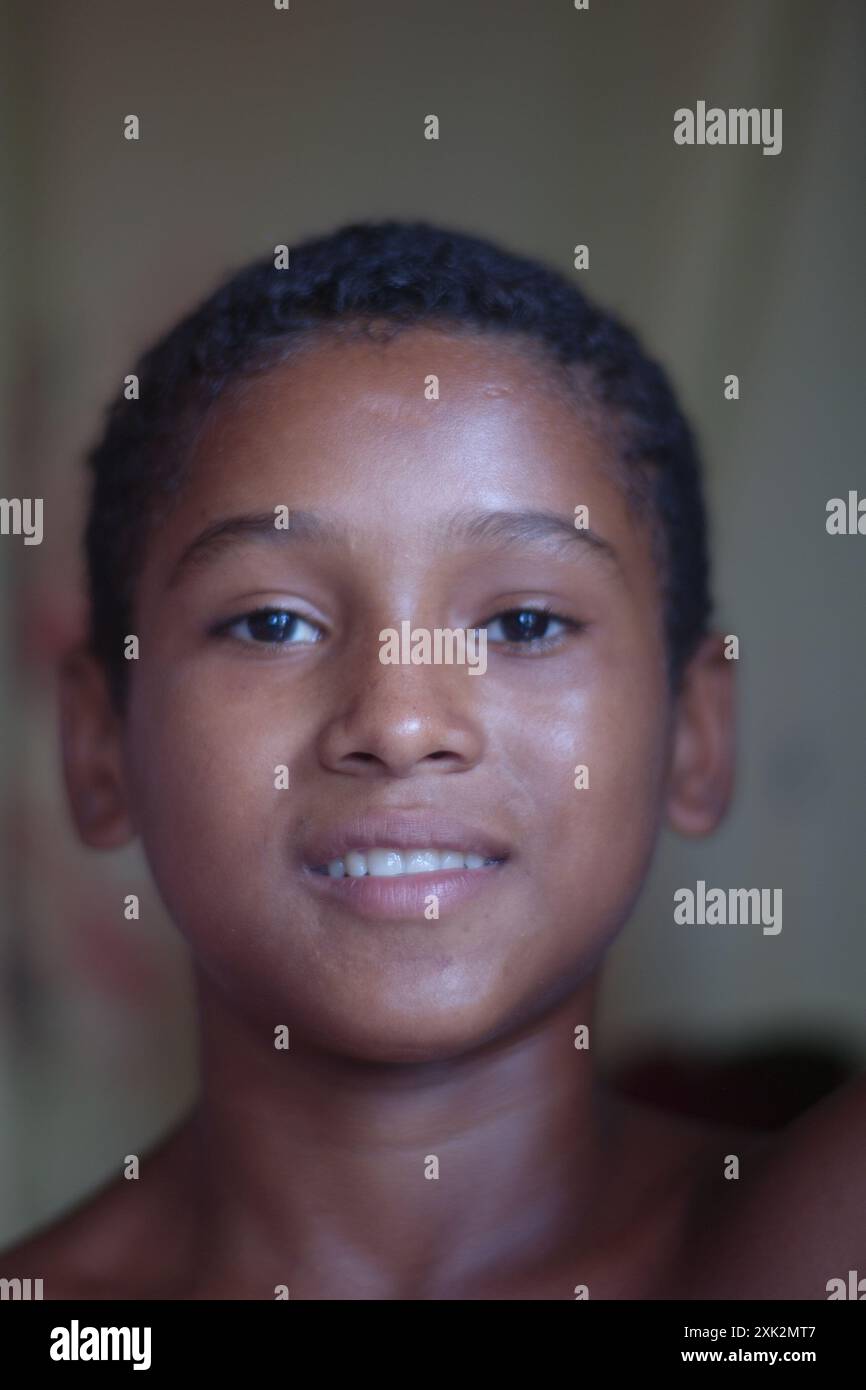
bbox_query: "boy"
[3,220,864,1298]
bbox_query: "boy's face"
[84,327,713,1061]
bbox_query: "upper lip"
[299,810,513,868]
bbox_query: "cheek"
[122,674,301,928]
[500,674,669,937]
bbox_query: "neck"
[184,969,617,1299]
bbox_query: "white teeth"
[404,849,441,874]
[345,851,368,878]
[366,848,404,877]
[439,851,465,870]
[321,848,499,878]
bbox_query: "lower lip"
[300,861,508,921]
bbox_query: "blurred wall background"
[1,0,864,1243]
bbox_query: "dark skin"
[5,326,864,1298]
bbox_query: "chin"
[303,998,511,1067]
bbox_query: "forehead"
[184,324,621,505]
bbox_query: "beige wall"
[2,0,864,1242]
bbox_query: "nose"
[315,632,486,778]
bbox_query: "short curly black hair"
[84,218,711,711]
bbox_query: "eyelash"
[213,604,581,654]
[478,604,580,653]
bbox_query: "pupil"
[505,610,546,641]
[250,610,292,641]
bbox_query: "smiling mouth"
[309,848,507,878]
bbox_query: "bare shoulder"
[0,1116,201,1300]
[574,1089,773,1298]
[0,1174,142,1299]
[747,1070,866,1239]
[672,1072,866,1298]
[783,1068,866,1163]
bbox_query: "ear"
[665,632,736,836]
[58,646,137,849]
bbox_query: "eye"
[216,607,324,646]
[481,606,578,651]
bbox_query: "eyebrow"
[167,506,622,588]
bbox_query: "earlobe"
[665,633,736,837]
[58,647,136,849]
